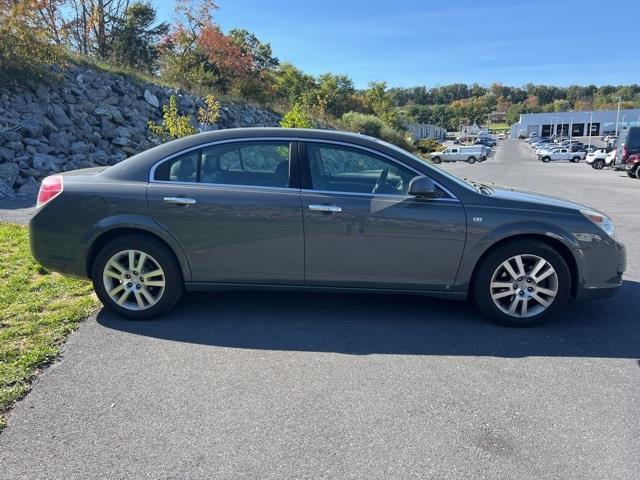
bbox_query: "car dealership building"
[510,109,640,138]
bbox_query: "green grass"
[0,222,99,431]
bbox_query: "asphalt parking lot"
[1,139,639,479]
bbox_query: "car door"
[449,147,459,161]
[299,141,467,291]
[147,140,304,284]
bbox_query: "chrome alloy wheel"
[489,254,559,318]
[102,250,166,311]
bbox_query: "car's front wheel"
[592,159,605,169]
[542,156,551,163]
[467,156,477,164]
[91,234,183,319]
[473,240,571,327]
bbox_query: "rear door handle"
[164,196,197,206]
[308,204,342,213]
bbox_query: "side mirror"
[408,176,441,198]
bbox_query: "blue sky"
[155,0,639,89]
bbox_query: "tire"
[91,234,183,320]
[592,159,605,170]
[571,157,581,163]
[626,170,636,178]
[472,240,571,327]
[467,156,477,164]
[542,156,551,163]
[431,157,442,164]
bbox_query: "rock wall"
[0,65,281,199]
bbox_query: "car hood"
[484,185,589,213]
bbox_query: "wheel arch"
[468,233,579,298]
[84,219,192,282]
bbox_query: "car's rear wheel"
[473,240,571,327]
[571,156,581,162]
[91,234,183,319]
[626,170,637,178]
[431,157,441,164]
[467,156,477,164]
[592,159,605,169]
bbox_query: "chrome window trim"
[150,180,300,195]
[301,189,460,203]
[148,136,458,200]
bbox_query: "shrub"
[197,94,221,129]
[415,138,444,154]
[339,111,384,137]
[148,95,197,140]
[279,103,314,129]
[338,112,414,151]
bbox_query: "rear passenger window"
[154,141,291,188]
[201,142,291,187]
[154,151,199,183]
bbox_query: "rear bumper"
[29,205,90,279]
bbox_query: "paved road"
[1,140,639,479]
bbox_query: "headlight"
[580,209,616,239]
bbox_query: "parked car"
[538,147,586,163]
[624,153,640,178]
[30,128,626,327]
[585,149,616,170]
[430,146,487,164]
[474,138,496,148]
[497,133,506,140]
[616,126,640,171]
[583,145,599,153]
[531,138,553,147]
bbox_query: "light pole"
[569,117,573,143]
[615,96,622,136]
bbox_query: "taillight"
[36,175,64,208]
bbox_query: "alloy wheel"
[489,254,559,318]
[102,250,166,311]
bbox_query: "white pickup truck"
[430,146,488,164]
[537,147,586,163]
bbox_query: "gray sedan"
[29,128,626,326]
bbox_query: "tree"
[364,81,399,128]
[228,28,279,71]
[64,0,131,57]
[160,0,254,92]
[0,0,64,80]
[109,2,168,71]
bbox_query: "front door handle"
[164,196,197,206]
[308,204,342,213]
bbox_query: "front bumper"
[574,238,626,301]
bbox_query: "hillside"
[0,66,280,199]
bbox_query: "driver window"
[306,143,416,195]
